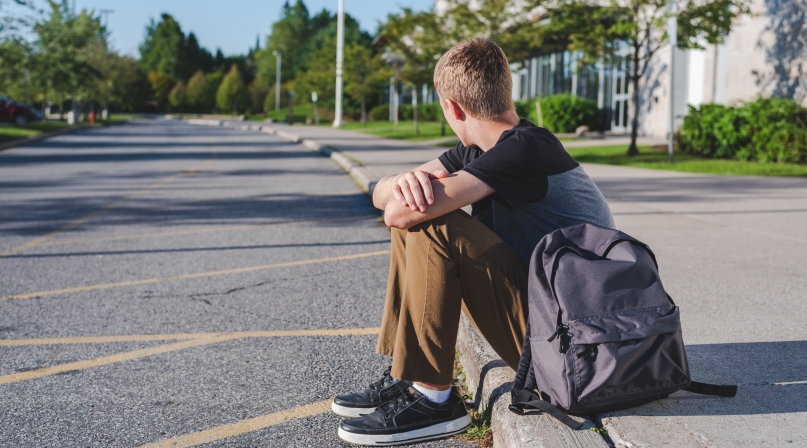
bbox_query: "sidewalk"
[189,119,807,447]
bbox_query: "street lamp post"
[312,91,320,125]
[333,0,345,128]
[273,50,281,111]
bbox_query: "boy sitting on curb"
[334,38,615,446]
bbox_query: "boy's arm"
[382,170,493,229]
[372,159,450,211]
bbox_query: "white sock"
[412,383,452,404]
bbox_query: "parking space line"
[0,249,390,301]
[138,399,331,448]
[0,152,217,259]
[0,335,237,385]
[35,214,378,248]
[0,327,380,385]
[0,327,381,346]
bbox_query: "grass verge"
[453,351,493,447]
[568,145,807,177]
[334,121,458,142]
[0,115,130,144]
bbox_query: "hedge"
[676,98,807,164]
[371,103,443,122]
[368,104,389,122]
[515,95,601,133]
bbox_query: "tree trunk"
[412,86,419,137]
[361,94,367,127]
[440,109,446,136]
[42,85,48,123]
[627,47,641,156]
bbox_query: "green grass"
[336,121,457,142]
[452,351,492,445]
[0,117,128,144]
[567,145,807,177]
[0,121,74,143]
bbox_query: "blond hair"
[433,38,514,120]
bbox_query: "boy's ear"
[444,98,466,121]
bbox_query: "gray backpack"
[510,224,736,429]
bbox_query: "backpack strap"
[684,381,737,397]
[510,329,584,431]
[511,324,537,401]
[509,389,584,430]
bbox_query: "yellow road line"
[0,250,390,301]
[138,400,331,448]
[0,327,381,346]
[35,214,378,248]
[0,153,217,259]
[0,335,237,385]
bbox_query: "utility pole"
[273,50,281,111]
[333,0,345,128]
[667,0,677,163]
[99,8,114,27]
[100,9,114,121]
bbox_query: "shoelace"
[367,367,394,400]
[378,386,418,420]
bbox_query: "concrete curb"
[456,315,607,448]
[0,125,86,152]
[185,118,606,447]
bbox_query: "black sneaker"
[332,367,408,418]
[337,385,471,446]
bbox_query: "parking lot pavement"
[0,120,474,447]
[240,121,807,447]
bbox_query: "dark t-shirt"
[438,120,615,262]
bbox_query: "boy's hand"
[391,169,449,212]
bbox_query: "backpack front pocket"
[568,306,690,405]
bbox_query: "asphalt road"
[0,120,473,447]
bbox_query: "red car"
[0,95,40,125]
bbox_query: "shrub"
[369,104,389,122]
[513,99,533,121]
[514,95,601,132]
[530,95,601,133]
[418,103,442,122]
[677,97,807,164]
[399,105,413,120]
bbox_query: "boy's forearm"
[372,175,395,210]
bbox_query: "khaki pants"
[376,210,530,385]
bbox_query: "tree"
[139,14,185,78]
[257,0,312,85]
[216,64,248,115]
[148,71,174,107]
[344,43,390,125]
[295,36,336,112]
[544,0,752,155]
[169,80,186,112]
[248,78,269,113]
[32,1,105,116]
[104,55,150,112]
[186,70,212,112]
[381,8,446,135]
[439,0,544,63]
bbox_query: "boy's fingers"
[404,174,426,211]
[429,169,449,179]
[397,181,416,210]
[413,171,434,205]
[392,185,406,206]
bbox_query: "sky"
[59,0,436,57]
